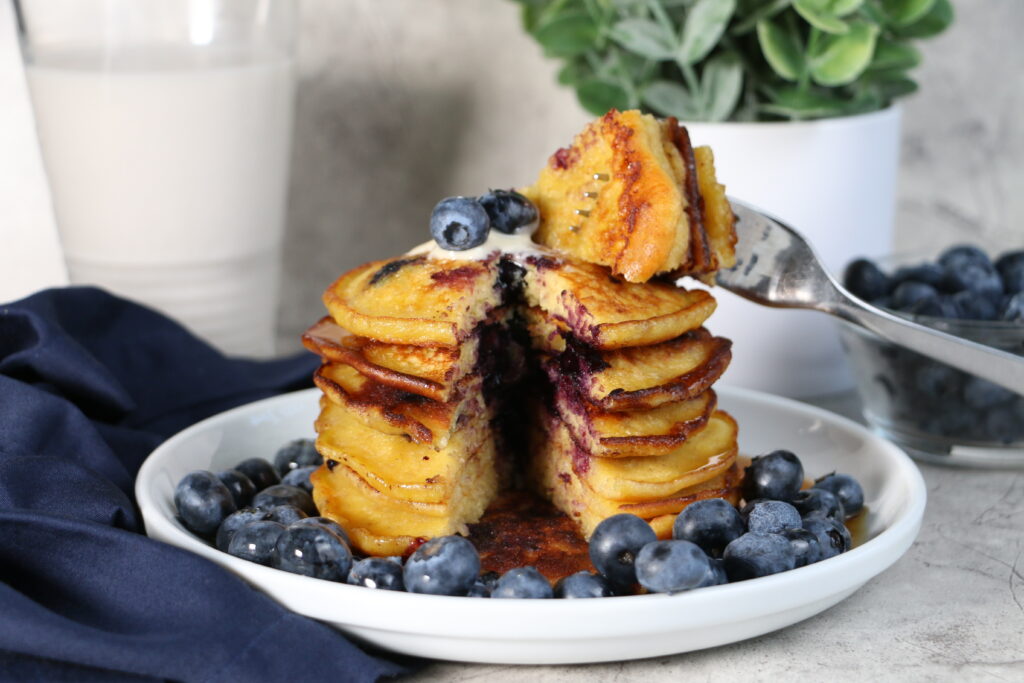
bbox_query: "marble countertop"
[407,393,1024,682]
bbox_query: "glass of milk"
[15,0,296,357]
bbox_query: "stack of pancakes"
[304,109,741,557]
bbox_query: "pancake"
[524,109,735,283]
[556,389,717,458]
[523,258,716,349]
[323,255,502,347]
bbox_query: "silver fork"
[715,199,1024,395]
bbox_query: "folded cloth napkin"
[0,288,412,683]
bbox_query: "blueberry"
[227,520,286,565]
[939,245,991,272]
[492,567,553,599]
[742,500,802,535]
[347,557,405,591]
[466,570,501,598]
[553,571,615,598]
[273,523,352,581]
[742,450,804,502]
[891,281,940,311]
[588,514,657,588]
[813,473,865,517]
[273,438,322,477]
[267,504,308,525]
[996,250,1024,294]
[907,295,959,319]
[292,516,351,547]
[215,507,272,552]
[174,470,237,538]
[635,540,712,594]
[478,189,539,235]
[891,263,945,289]
[672,498,744,557]
[697,557,728,587]
[999,293,1024,322]
[944,262,1003,298]
[214,470,256,508]
[914,362,961,399]
[964,376,1015,410]
[951,290,999,321]
[722,533,796,581]
[253,484,317,516]
[429,197,490,251]
[781,527,822,567]
[984,406,1024,443]
[281,465,317,493]
[843,259,890,302]
[234,458,279,491]
[801,517,851,560]
[404,536,480,596]
[791,488,844,521]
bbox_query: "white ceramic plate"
[136,386,926,665]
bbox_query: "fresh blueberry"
[214,470,256,508]
[964,376,1015,410]
[347,557,405,591]
[253,484,317,516]
[984,406,1024,443]
[477,189,539,235]
[492,567,553,599]
[215,507,271,552]
[635,540,712,594]
[951,290,999,321]
[234,458,280,491]
[781,527,822,567]
[429,197,490,251]
[672,498,745,557]
[404,536,481,596]
[267,504,308,525]
[891,263,945,289]
[914,362,961,399]
[588,514,657,588]
[891,281,940,311]
[722,533,796,581]
[813,473,865,517]
[999,293,1024,322]
[553,571,615,598]
[466,570,501,597]
[273,523,352,581]
[742,500,802,535]
[742,450,804,502]
[939,245,991,272]
[801,517,852,560]
[843,259,890,302]
[281,465,317,493]
[292,516,351,547]
[996,250,1024,294]
[174,470,237,538]
[227,520,286,565]
[273,438,322,477]
[944,262,1004,298]
[906,295,959,319]
[791,488,844,521]
[697,557,728,587]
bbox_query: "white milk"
[25,46,294,356]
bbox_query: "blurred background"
[1,0,1020,354]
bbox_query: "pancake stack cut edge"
[303,109,741,558]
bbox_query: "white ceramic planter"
[687,107,901,397]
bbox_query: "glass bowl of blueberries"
[840,245,1024,467]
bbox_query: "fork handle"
[832,296,1024,395]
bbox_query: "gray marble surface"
[406,391,1024,682]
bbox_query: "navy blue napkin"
[0,287,412,682]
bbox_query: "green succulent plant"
[512,0,953,121]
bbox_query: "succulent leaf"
[678,0,738,65]
[610,18,678,59]
[894,0,953,38]
[880,0,937,27]
[809,21,879,86]
[576,78,633,116]
[794,0,850,34]
[701,52,744,121]
[757,18,804,82]
[643,79,704,119]
[535,12,600,58]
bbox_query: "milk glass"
[15,0,296,356]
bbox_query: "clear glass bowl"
[839,308,1024,467]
